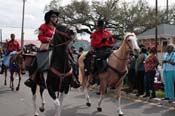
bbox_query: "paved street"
[0,73,175,116]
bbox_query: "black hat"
[97,20,104,27]
[44,10,59,23]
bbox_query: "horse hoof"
[4,82,7,86]
[16,87,19,91]
[119,114,124,116]
[86,102,91,107]
[39,107,45,112]
[34,112,39,116]
[21,72,25,75]
[97,107,102,112]
[11,88,14,91]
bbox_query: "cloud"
[0,0,51,28]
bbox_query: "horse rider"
[6,33,20,54]
[84,19,115,83]
[24,10,59,87]
[0,33,20,74]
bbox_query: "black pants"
[136,71,145,95]
[145,71,156,97]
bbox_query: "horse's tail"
[78,51,88,85]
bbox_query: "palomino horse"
[78,32,140,116]
[3,51,25,91]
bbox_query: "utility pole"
[21,0,26,49]
[166,0,169,23]
[155,0,158,51]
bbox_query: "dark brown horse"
[24,25,77,116]
[46,25,77,116]
[3,51,25,91]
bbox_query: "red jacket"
[90,29,114,48]
[38,23,55,43]
[6,40,20,52]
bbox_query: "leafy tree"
[45,0,175,37]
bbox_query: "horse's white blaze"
[130,36,140,50]
[125,32,140,51]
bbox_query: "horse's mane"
[56,24,75,37]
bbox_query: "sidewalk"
[122,91,175,108]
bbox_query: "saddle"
[84,47,112,75]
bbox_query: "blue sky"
[0,0,174,29]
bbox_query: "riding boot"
[24,78,36,88]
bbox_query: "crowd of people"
[126,44,175,102]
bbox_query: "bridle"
[111,34,135,61]
[125,34,134,50]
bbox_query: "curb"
[121,91,175,108]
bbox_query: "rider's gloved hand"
[101,38,107,43]
[108,36,113,41]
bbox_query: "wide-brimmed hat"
[97,19,105,27]
[44,10,59,22]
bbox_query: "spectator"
[144,46,159,99]
[135,47,147,96]
[127,52,137,93]
[162,44,175,101]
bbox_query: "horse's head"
[10,52,25,75]
[123,32,140,53]
[56,24,77,41]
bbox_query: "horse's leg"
[82,75,91,107]
[4,67,7,86]
[10,71,14,91]
[16,72,21,91]
[97,79,107,112]
[39,87,46,112]
[84,86,91,107]
[46,77,61,116]
[115,80,124,116]
[31,85,39,116]
[59,92,65,113]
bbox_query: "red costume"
[6,40,20,52]
[38,23,55,43]
[90,29,114,48]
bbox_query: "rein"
[54,40,71,48]
[107,64,127,77]
[111,34,134,61]
[112,52,129,61]
[125,34,134,50]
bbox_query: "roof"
[137,24,175,39]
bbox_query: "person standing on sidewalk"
[144,46,159,99]
[135,47,147,96]
[162,44,175,101]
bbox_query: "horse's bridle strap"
[125,34,134,50]
[50,67,72,78]
[107,64,127,77]
[112,53,128,61]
